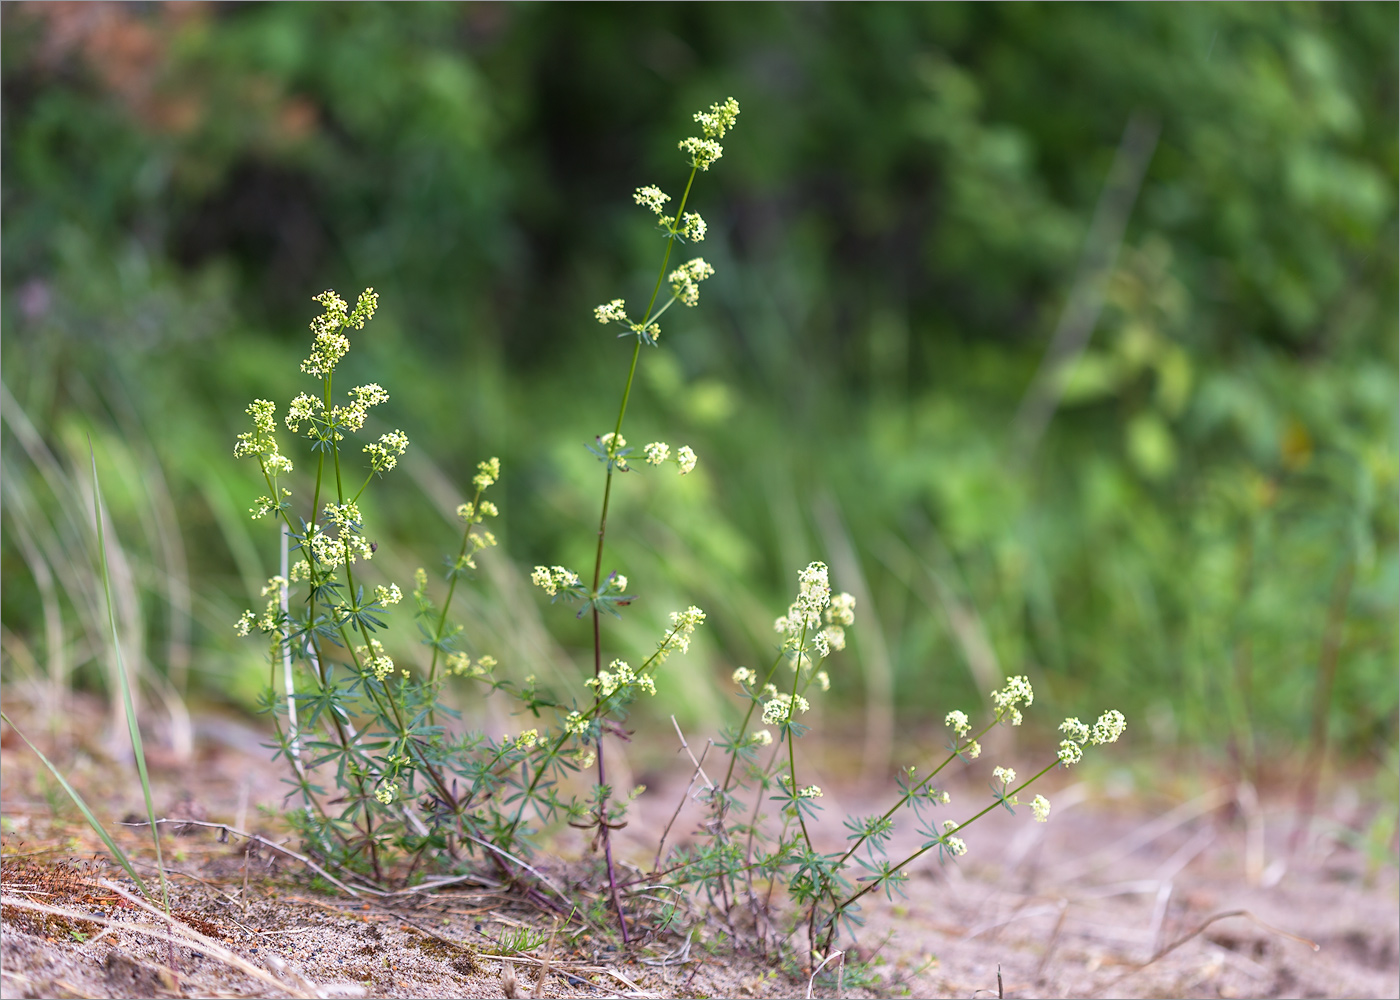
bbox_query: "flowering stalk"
[556,97,738,942]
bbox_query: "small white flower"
[677,445,697,474]
[594,299,628,325]
[634,185,671,217]
[1091,710,1127,745]
[992,766,1016,786]
[1032,794,1051,823]
[564,711,590,736]
[945,710,971,737]
[645,441,670,465]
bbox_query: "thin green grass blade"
[90,443,170,912]
[0,711,155,903]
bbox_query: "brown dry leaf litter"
[2,695,1396,999]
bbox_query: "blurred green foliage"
[2,2,1395,765]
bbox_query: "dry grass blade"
[1099,907,1319,995]
[0,892,316,999]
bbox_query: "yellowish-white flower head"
[286,392,323,433]
[634,185,671,218]
[1092,709,1127,745]
[354,638,395,682]
[1032,794,1051,823]
[531,565,580,597]
[679,98,739,171]
[375,584,402,607]
[473,457,501,492]
[595,298,628,325]
[677,445,697,475]
[375,784,398,805]
[564,711,590,736]
[585,659,656,699]
[656,606,705,665]
[991,675,1035,726]
[799,785,823,799]
[732,666,756,686]
[645,441,670,465]
[669,257,715,307]
[365,430,409,474]
[234,399,294,474]
[750,729,773,746]
[761,692,810,725]
[301,289,376,378]
[679,136,724,171]
[992,766,1016,787]
[693,97,740,140]
[945,710,971,738]
[599,432,628,470]
[680,212,706,242]
[515,729,539,749]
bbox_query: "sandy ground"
[1,694,1396,999]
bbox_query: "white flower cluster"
[355,638,395,682]
[531,565,580,597]
[301,289,376,379]
[599,431,628,470]
[680,212,706,242]
[669,257,715,307]
[594,298,628,325]
[564,711,591,737]
[234,399,294,474]
[1032,794,1052,823]
[446,651,497,678]
[992,766,1016,786]
[761,692,811,725]
[514,729,539,750]
[365,429,410,474]
[945,710,971,738]
[285,392,322,433]
[586,658,656,699]
[332,382,389,434]
[643,440,698,475]
[678,98,739,172]
[662,606,706,656]
[375,584,402,607]
[1058,709,1127,766]
[990,675,1035,726]
[472,457,501,493]
[634,185,671,217]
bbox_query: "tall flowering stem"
[573,98,739,942]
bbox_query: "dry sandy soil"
[1,695,1396,1000]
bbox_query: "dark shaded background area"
[2,3,1396,776]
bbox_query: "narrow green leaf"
[90,443,170,912]
[0,711,155,905]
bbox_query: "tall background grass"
[2,4,1395,782]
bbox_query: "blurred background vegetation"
[3,3,1396,783]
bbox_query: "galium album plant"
[232,96,1127,964]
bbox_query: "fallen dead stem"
[122,817,384,898]
[1098,907,1321,996]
